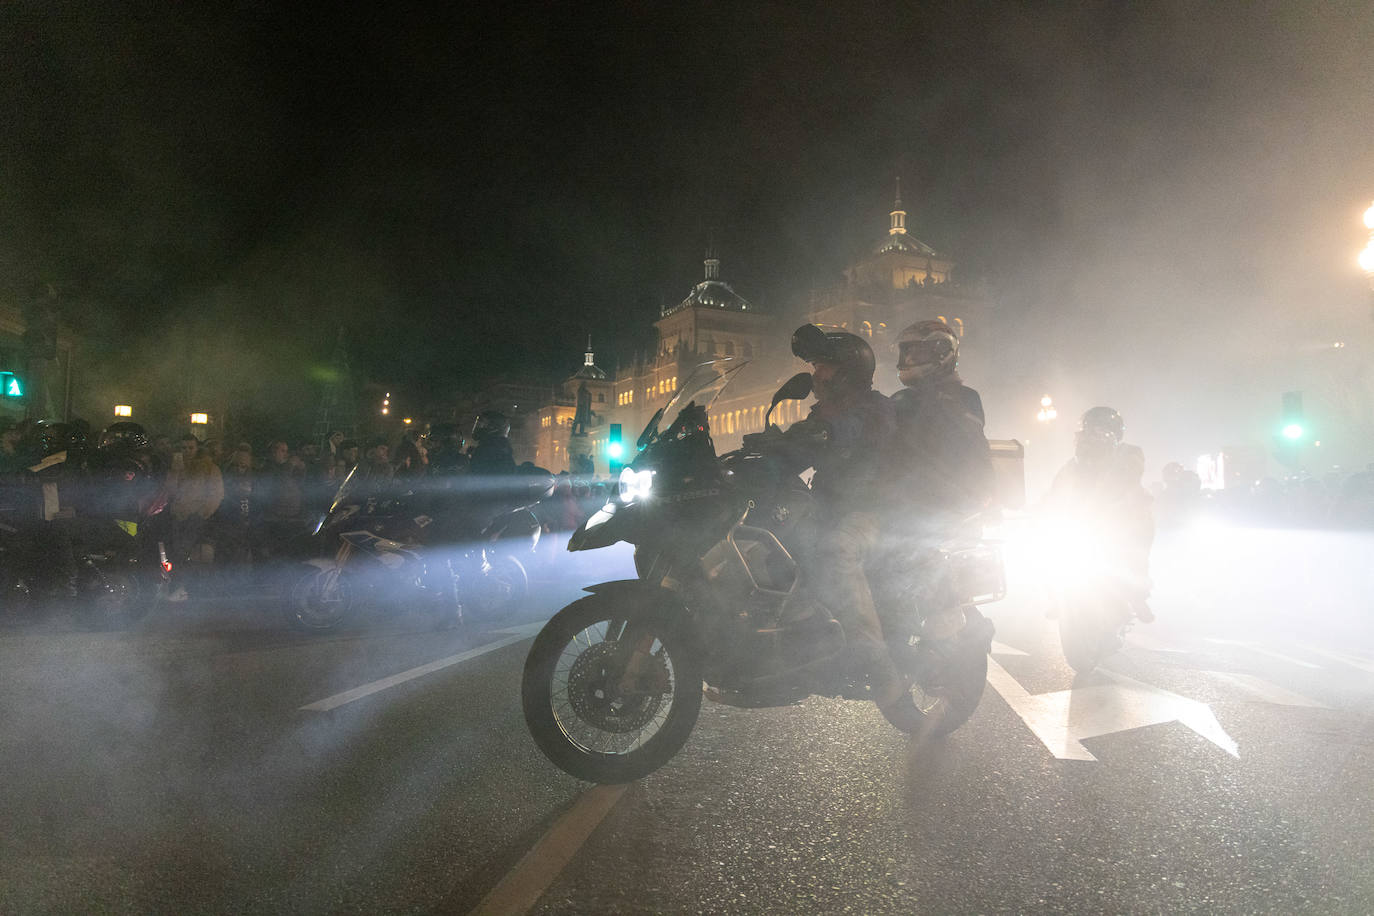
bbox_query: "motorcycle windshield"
[638,358,748,447]
[328,466,359,517]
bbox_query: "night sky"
[4,2,1374,449]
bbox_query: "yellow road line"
[467,783,629,916]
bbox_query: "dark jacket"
[883,377,994,538]
[786,388,895,511]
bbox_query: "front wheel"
[1058,596,1125,674]
[285,565,354,632]
[882,607,993,737]
[522,594,702,783]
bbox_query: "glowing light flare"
[381,407,390,415]
[1036,394,1057,422]
[617,467,654,503]
[1359,239,1374,273]
[114,405,132,417]
[606,441,625,460]
[1282,423,1304,440]
[402,418,413,425]
[1364,202,1374,230]
[190,412,209,425]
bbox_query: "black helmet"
[471,410,511,442]
[99,421,149,452]
[1079,406,1125,444]
[895,320,959,385]
[790,324,875,393]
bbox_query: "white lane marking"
[299,622,544,712]
[1126,632,1191,654]
[1203,671,1331,708]
[468,784,629,916]
[1302,645,1374,676]
[990,641,1029,656]
[1204,638,1320,669]
[985,657,1239,762]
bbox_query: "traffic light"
[0,371,23,399]
[607,423,624,475]
[1280,390,1305,441]
[1273,390,1306,468]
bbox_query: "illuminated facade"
[520,183,989,473]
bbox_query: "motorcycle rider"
[881,320,996,645]
[467,411,516,476]
[770,324,902,709]
[1045,406,1155,623]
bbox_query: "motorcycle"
[0,453,170,630]
[284,468,543,632]
[521,359,1003,784]
[1037,513,1142,674]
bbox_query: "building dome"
[662,251,753,316]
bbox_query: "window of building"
[597,393,605,403]
[861,320,872,337]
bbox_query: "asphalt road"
[1,526,1372,914]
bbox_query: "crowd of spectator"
[1153,461,1374,530]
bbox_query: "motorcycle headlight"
[618,467,655,504]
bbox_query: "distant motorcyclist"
[1045,406,1155,623]
[768,324,901,709]
[881,319,995,643]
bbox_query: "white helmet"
[896,320,958,385]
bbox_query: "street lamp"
[1360,201,1374,277]
[1036,395,1058,423]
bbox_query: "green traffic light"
[607,442,624,459]
[1,373,21,398]
[1282,423,1304,440]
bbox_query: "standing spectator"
[215,442,257,569]
[338,439,361,474]
[167,434,224,601]
[258,440,306,557]
[325,430,346,463]
[202,439,226,469]
[394,428,428,478]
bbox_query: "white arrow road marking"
[985,658,1239,762]
[300,622,545,712]
[1205,638,1320,669]
[1203,671,1331,708]
[990,641,1029,656]
[1302,645,1374,676]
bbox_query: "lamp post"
[1360,202,1374,314]
[1036,394,1058,423]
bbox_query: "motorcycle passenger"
[776,324,902,709]
[881,320,995,644]
[1045,407,1155,623]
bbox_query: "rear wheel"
[467,554,528,621]
[522,594,702,783]
[80,567,154,631]
[881,607,992,737]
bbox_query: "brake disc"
[566,640,671,733]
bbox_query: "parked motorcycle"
[284,468,542,632]
[522,359,1002,784]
